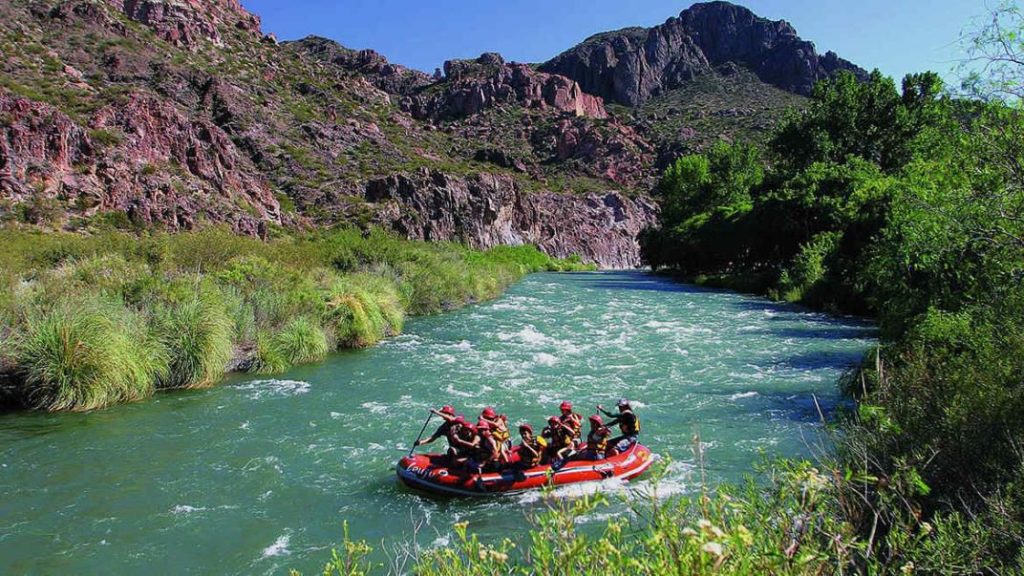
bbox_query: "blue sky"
[241,0,987,83]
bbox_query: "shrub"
[273,317,328,365]
[250,330,288,375]
[155,292,234,389]
[8,300,166,411]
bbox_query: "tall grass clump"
[273,317,329,365]
[250,330,288,375]
[326,273,405,348]
[155,293,234,389]
[9,301,167,411]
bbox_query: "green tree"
[960,1,1024,103]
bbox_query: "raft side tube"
[396,443,654,497]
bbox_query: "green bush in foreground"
[303,458,969,575]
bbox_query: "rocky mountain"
[540,1,866,107]
[0,0,864,267]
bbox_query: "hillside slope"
[0,1,864,267]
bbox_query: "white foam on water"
[497,325,554,346]
[235,379,310,400]
[360,402,388,415]
[729,391,760,401]
[171,505,206,515]
[643,320,677,329]
[533,353,558,366]
[429,534,451,549]
[261,534,290,558]
[515,477,629,504]
[330,412,343,419]
[444,383,494,398]
[452,340,473,351]
[239,421,250,430]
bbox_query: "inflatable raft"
[396,443,653,497]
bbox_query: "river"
[0,271,876,574]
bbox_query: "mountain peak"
[540,1,865,106]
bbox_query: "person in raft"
[558,401,583,444]
[448,417,481,469]
[470,420,504,472]
[479,407,512,459]
[597,398,641,455]
[542,416,576,465]
[414,405,461,461]
[581,414,612,460]
[513,423,547,469]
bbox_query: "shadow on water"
[562,271,722,294]
[753,391,855,424]
[768,326,879,341]
[775,350,868,372]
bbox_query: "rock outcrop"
[0,90,280,234]
[540,1,866,106]
[286,36,434,96]
[365,170,658,268]
[403,53,608,121]
[108,0,262,47]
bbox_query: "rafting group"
[411,398,641,473]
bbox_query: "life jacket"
[586,427,610,453]
[561,412,582,438]
[483,416,511,444]
[618,410,640,435]
[545,425,573,449]
[519,436,547,467]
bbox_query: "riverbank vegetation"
[636,2,1024,572]
[0,227,590,411]
[301,4,1024,574]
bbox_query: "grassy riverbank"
[0,227,590,411]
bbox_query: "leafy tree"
[770,70,947,174]
[960,1,1024,103]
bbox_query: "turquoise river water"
[0,272,876,574]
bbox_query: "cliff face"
[540,1,866,106]
[365,171,658,268]
[0,91,280,235]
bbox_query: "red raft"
[396,443,654,497]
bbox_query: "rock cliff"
[364,170,658,268]
[540,1,866,106]
[401,53,607,121]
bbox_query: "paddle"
[407,411,434,457]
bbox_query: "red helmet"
[589,414,604,425]
[478,422,492,434]
[560,401,572,412]
[548,416,560,425]
[440,405,456,416]
[463,423,477,434]
[519,423,534,434]
[481,407,497,419]
[453,416,468,426]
